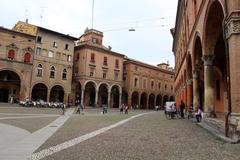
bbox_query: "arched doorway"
[163,95,169,107]
[98,83,108,106]
[169,96,175,101]
[140,92,148,109]
[0,70,21,102]
[193,36,204,110]
[50,85,64,102]
[84,81,96,107]
[111,85,120,108]
[131,91,139,108]
[122,90,128,105]
[156,94,162,109]
[204,1,226,114]
[31,83,48,101]
[148,93,155,109]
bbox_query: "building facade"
[0,27,35,102]
[172,0,240,140]
[13,21,77,103]
[123,59,175,109]
[73,29,124,108]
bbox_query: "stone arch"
[31,83,48,101]
[122,90,128,105]
[83,80,97,90]
[203,0,225,55]
[110,85,120,108]
[0,70,21,102]
[50,85,64,102]
[163,95,169,107]
[203,0,226,114]
[84,81,97,107]
[156,94,162,109]
[110,84,122,94]
[131,91,139,108]
[140,92,148,109]
[98,83,109,106]
[148,93,155,109]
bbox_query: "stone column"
[81,89,84,106]
[203,54,215,114]
[225,15,240,140]
[187,79,193,109]
[95,89,98,107]
[108,91,111,108]
[119,92,122,108]
[193,69,200,110]
[47,89,51,102]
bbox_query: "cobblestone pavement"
[39,111,240,160]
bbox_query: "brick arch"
[203,0,225,55]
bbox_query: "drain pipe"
[223,0,231,137]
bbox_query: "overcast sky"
[0,0,178,67]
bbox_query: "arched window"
[62,69,67,80]
[37,64,43,77]
[50,66,55,78]
[24,53,31,63]
[8,49,15,60]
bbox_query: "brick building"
[172,0,240,140]
[13,21,77,103]
[123,59,175,109]
[0,27,35,102]
[73,29,124,108]
[0,21,174,110]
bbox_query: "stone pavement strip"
[0,108,75,160]
[31,112,152,160]
[0,123,30,150]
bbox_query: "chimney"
[26,19,29,23]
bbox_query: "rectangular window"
[103,57,108,65]
[134,78,138,87]
[36,36,42,43]
[36,47,41,55]
[53,41,58,48]
[115,59,119,68]
[90,71,94,77]
[67,55,72,62]
[158,83,161,90]
[75,53,80,61]
[143,79,146,89]
[103,72,107,79]
[48,50,54,58]
[65,44,69,50]
[75,67,78,74]
[90,53,95,63]
[114,72,119,80]
[151,81,154,90]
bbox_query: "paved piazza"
[0,104,240,160]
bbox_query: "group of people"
[181,101,203,122]
[120,104,129,114]
[167,100,203,122]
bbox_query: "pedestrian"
[125,105,128,114]
[80,103,84,115]
[120,104,124,114]
[195,106,203,122]
[180,100,185,118]
[62,104,66,115]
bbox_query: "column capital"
[202,54,215,66]
[192,69,198,78]
[225,11,240,39]
[187,79,193,85]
